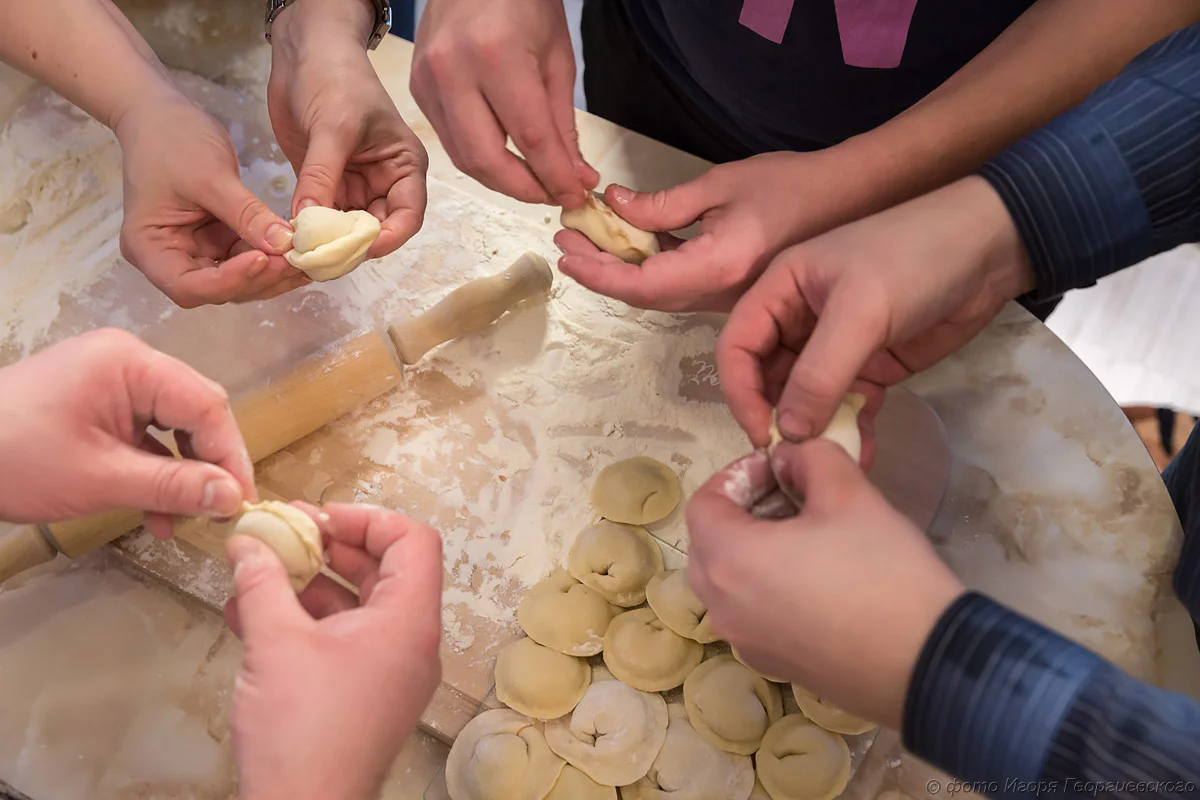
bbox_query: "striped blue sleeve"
[977,25,1200,301]
[905,593,1200,798]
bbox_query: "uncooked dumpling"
[545,765,616,800]
[518,568,616,656]
[621,704,754,800]
[683,654,782,755]
[567,520,664,607]
[756,716,850,800]
[495,638,591,720]
[645,569,717,644]
[769,393,866,463]
[749,778,771,800]
[591,456,681,525]
[731,646,788,684]
[285,206,381,281]
[544,679,668,787]
[790,684,877,736]
[232,500,323,591]
[602,607,703,692]
[445,708,566,800]
[560,193,660,265]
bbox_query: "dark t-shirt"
[617,0,1037,152]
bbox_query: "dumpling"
[620,705,754,800]
[232,500,323,591]
[285,206,381,281]
[517,569,616,656]
[602,607,703,692]
[567,521,663,607]
[545,765,616,800]
[591,456,681,525]
[682,654,782,754]
[730,646,788,684]
[560,193,659,264]
[445,708,566,800]
[645,569,718,643]
[495,638,591,720]
[790,684,877,736]
[755,716,850,800]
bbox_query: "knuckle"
[455,150,499,180]
[511,123,549,154]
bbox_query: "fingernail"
[777,411,809,441]
[297,198,318,211]
[201,478,242,517]
[608,185,634,204]
[265,223,293,252]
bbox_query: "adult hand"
[555,150,884,313]
[116,94,305,308]
[717,176,1037,448]
[225,503,443,800]
[269,0,428,257]
[686,441,965,730]
[411,0,597,207]
[0,329,255,537]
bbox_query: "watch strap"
[265,0,391,50]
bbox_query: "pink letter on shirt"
[739,0,918,69]
[738,0,796,45]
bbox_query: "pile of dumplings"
[446,457,877,800]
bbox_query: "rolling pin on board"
[0,252,554,583]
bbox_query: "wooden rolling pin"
[0,252,553,583]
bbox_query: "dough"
[621,704,755,800]
[682,654,783,755]
[768,394,866,463]
[731,646,788,684]
[495,638,591,720]
[517,568,616,656]
[590,456,681,525]
[755,716,850,800]
[544,678,668,787]
[545,765,616,800]
[232,500,323,591]
[790,684,877,736]
[645,569,718,644]
[284,206,381,281]
[602,607,703,692]
[750,778,772,800]
[560,193,660,265]
[567,520,664,607]
[446,709,566,800]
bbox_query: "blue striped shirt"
[906,25,1200,798]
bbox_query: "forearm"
[829,0,1200,221]
[271,0,377,57]
[906,593,1200,798]
[0,0,179,129]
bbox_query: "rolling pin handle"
[0,523,60,584]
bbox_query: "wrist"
[966,176,1038,301]
[110,85,194,143]
[273,0,376,54]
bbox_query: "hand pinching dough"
[602,607,703,692]
[683,654,783,754]
[591,456,682,525]
[544,765,616,800]
[285,206,381,281]
[731,646,788,684]
[495,638,591,720]
[518,568,616,656]
[445,708,566,800]
[622,704,755,800]
[756,716,851,800]
[232,500,323,591]
[770,393,867,463]
[567,520,663,607]
[645,569,718,644]
[790,684,877,736]
[560,193,660,265]
[544,678,668,787]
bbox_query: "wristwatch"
[265,0,392,50]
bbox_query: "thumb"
[293,129,354,214]
[770,438,868,516]
[225,535,307,641]
[197,174,294,256]
[106,447,244,518]
[686,450,777,536]
[605,177,713,233]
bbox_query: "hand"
[717,176,1037,448]
[225,503,443,800]
[269,0,428,257]
[411,0,598,207]
[116,94,306,308]
[686,441,965,730]
[554,150,883,313]
[0,329,255,536]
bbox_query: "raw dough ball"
[591,456,681,525]
[545,765,616,800]
[285,206,381,281]
[621,705,755,800]
[544,678,668,787]
[517,568,616,656]
[756,716,850,800]
[731,646,788,684]
[567,520,663,607]
[683,654,783,754]
[645,569,717,644]
[232,500,323,591]
[446,708,566,800]
[560,193,660,265]
[602,607,703,692]
[769,394,866,463]
[495,638,591,720]
[790,684,877,736]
